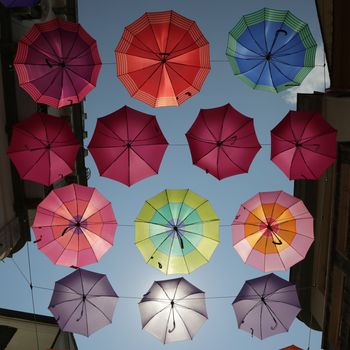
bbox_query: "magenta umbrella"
[88,105,168,186]
[271,111,337,179]
[186,103,261,180]
[32,184,117,267]
[14,18,101,108]
[232,273,301,340]
[7,112,80,186]
[49,268,118,336]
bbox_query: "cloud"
[279,48,330,108]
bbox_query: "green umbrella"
[135,189,220,274]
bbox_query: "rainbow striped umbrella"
[135,189,220,274]
[232,191,314,272]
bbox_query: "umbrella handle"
[168,302,176,333]
[271,233,283,245]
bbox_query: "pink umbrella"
[32,184,117,267]
[14,18,101,108]
[271,111,337,179]
[88,105,168,186]
[186,103,261,180]
[232,191,314,272]
[7,112,80,186]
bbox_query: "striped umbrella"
[226,8,317,92]
[232,190,314,272]
[135,189,220,274]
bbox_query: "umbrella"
[232,190,313,272]
[7,112,80,186]
[280,346,303,350]
[226,8,317,92]
[135,189,220,274]
[88,105,168,186]
[232,273,301,339]
[139,277,207,343]
[32,184,117,267]
[0,0,37,6]
[271,111,337,180]
[186,103,261,179]
[14,18,101,108]
[115,10,210,107]
[49,268,118,336]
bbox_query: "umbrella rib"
[175,300,208,318]
[240,204,266,226]
[165,230,176,274]
[130,148,158,173]
[59,299,85,331]
[176,189,190,226]
[221,147,247,173]
[86,298,113,323]
[145,201,173,226]
[270,60,299,87]
[144,234,172,264]
[98,147,129,174]
[237,17,265,56]
[53,231,77,265]
[181,234,209,263]
[129,118,154,144]
[177,200,210,227]
[145,12,162,54]
[20,148,48,179]
[63,69,80,102]
[174,307,193,340]
[179,227,220,243]
[135,228,173,245]
[142,304,170,330]
[165,62,200,93]
[264,302,289,331]
[50,295,82,308]
[253,60,268,90]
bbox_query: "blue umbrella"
[226,8,317,92]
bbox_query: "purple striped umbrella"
[0,0,38,7]
[14,18,101,108]
[48,269,118,336]
[232,273,301,339]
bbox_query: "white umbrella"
[139,277,207,343]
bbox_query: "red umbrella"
[271,111,337,179]
[14,18,101,108]
[115,10,210,107]
[32,184,117,267]
[186,103,261,180]
[88,105,168,186]
[7,112,80,186]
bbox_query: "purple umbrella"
[48,269,118,336]
[0,0,38,7]
[232,273,301,340]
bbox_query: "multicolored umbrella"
[232,273,301,339]
[139,277,207,343]
[271,111,337,180]
[49,268,118,336]
[186,103,261,179]
[232,190,314,272]
[115,10,210,107]
[14,18,101,108]
[32,184,117,267]
[226,8,317,92]
[135,189,220,274]
[0,0,37,6]
[7,112,80,186]
[88,105,168,186]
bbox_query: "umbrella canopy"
[115,10,210,107]
[88,105,168,186]
[232,273,301,340]
[139,277,207,343]
[232,190,313,272]
[271,111,337,180]
[7,112,80,186]
[49,268,118,336]
[0,0,37,6]
[14,18,101,108]
[226,8,317,92]
[186,103,261,179]
[32,184,117,267]
[135,189,220,274]
[280,346,303,350]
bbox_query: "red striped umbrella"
[7,112,80,186]
[115,10,210,107]
[88,105,168,186]
[14,19,101,108]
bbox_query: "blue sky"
[1,0,327,349]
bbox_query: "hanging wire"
[26,243,40,350]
